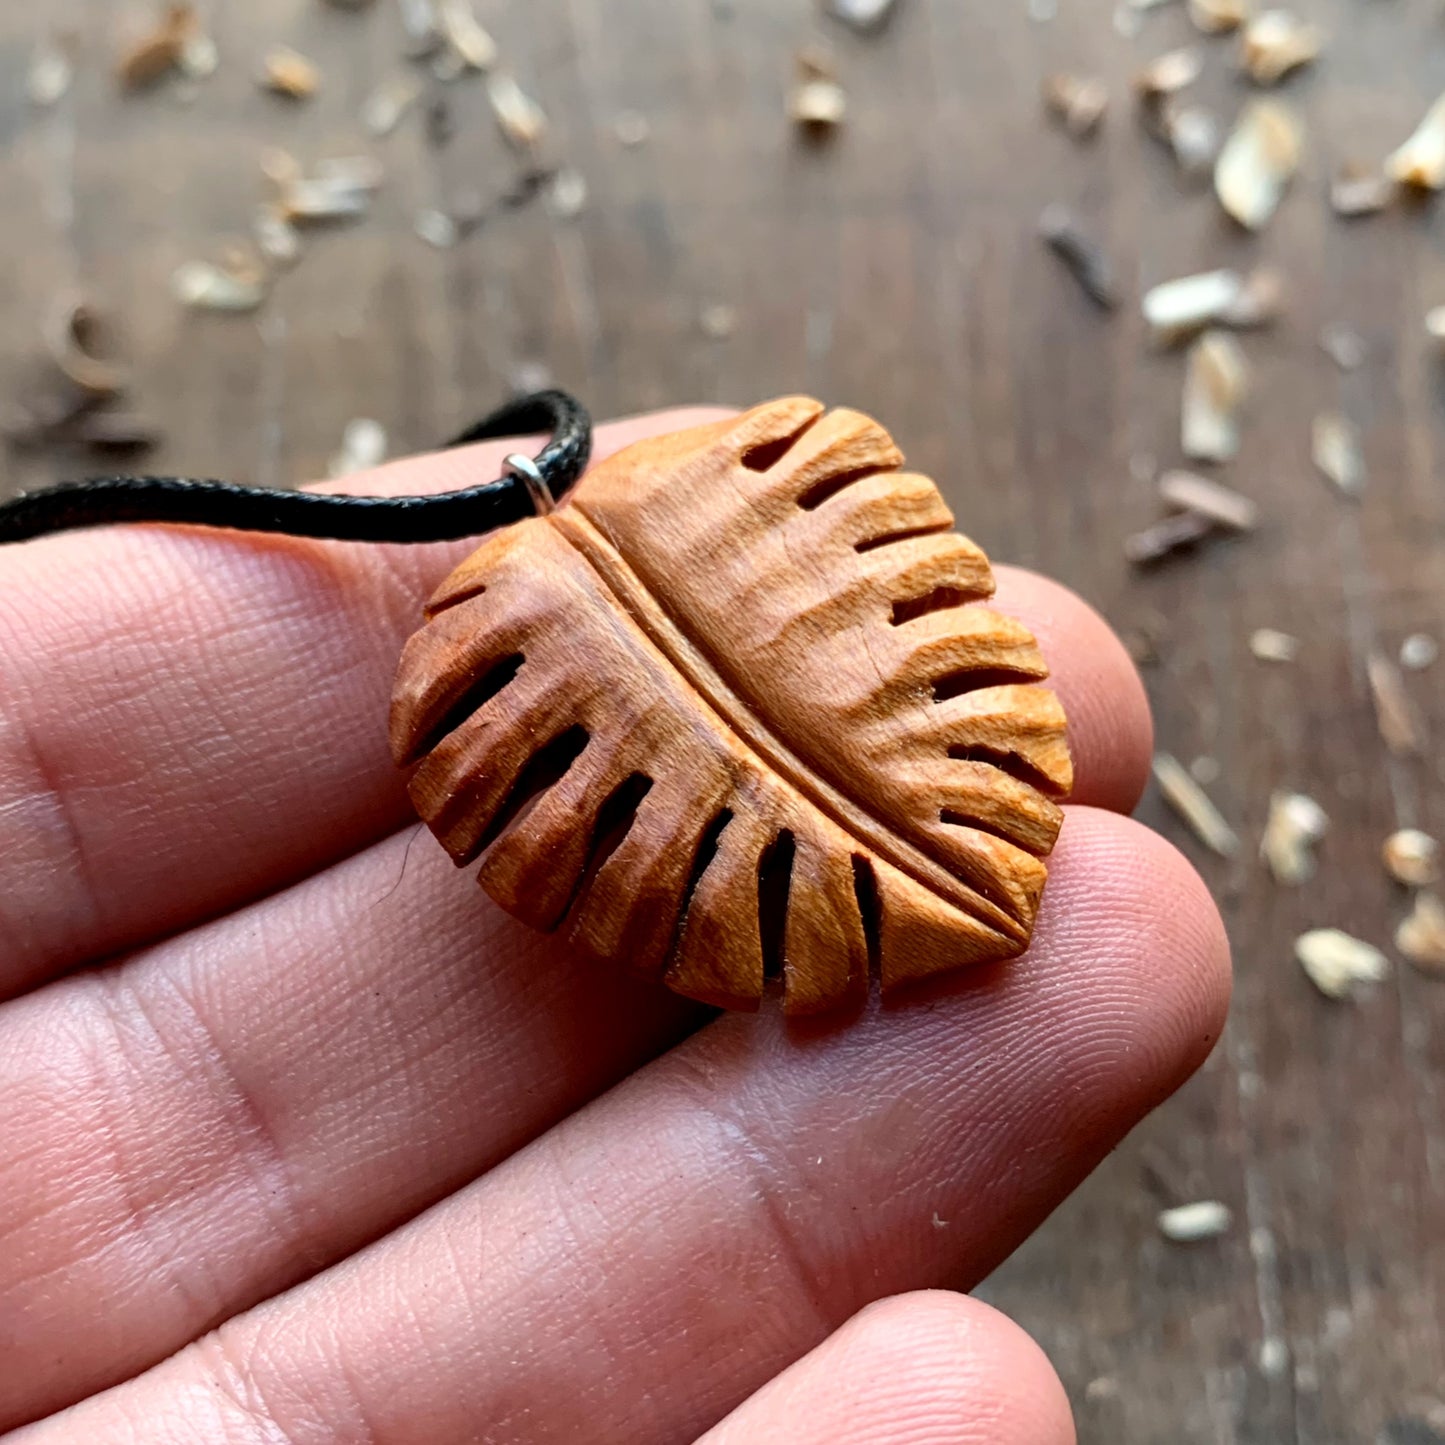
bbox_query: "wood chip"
[1368,651,1425,756]
[1296,928,1389,1000]
[1143,269,1243,344]
[1188,0,1248,33]
[1330,166,1394,218]
[700,303,738,340]
[254,207,301,268]
[172,256,268,313]
[1312,411,1364,497]
[1183,330,1248,462]
[437,0,497,70]
[1249,627,1299,662]
[1038,204,1119,311]
[260,46,321,99]
[1319,323,1366,371]
[28,32,75,107]
[1216,99,1302,230]
[1387,93,1445,191]
[1261,791,1328,884]
[1384,829,1440,888]
[1158,1200,1233,1242]
[1134,47,1204,101]
[1154,753,1240,857]
[117,3,196,89]
[546,168,589,220]
[487,72,548,152]
[45,298,128,397]
[1240,10,1322,84]
[269,154,384,223]
[614,111,651,148]
[415,208,459,249]
[363,74,422,137]
[791,76,847,131]
[329,418,388,478]
[1125,509,1217,565]
[1397,893,1445,974]
[1043,74,1109,139]
[827,0,900,29]
[1401,634,1438,672]
[398,0,442,59]
[1160,469,1259,530]
[1163,103,1223,175]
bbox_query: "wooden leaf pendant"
[390,399,1073,1015]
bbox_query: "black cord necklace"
[0,390,592,547]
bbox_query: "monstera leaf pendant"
[390,398,1072,1015]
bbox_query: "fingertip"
[699,1289,1075,1445]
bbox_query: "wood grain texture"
[2,0,1443,1437]
[391,399,1071,1012]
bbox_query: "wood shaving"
[1400,634,1438,672]
[1319,322,1366,371]
[415,208,460,249]
[1397,893,1445,974]
[1143,269,1243,344]
[1154,753,1240,856]
[363,74,422,137]
[437,0,497,70]
[329,418,388,478]
[1330,166,1394,218]
[614,111,651,148]
[45,298,128,397]
[700,303,738,340]
[399,0,442,59]
[1312,411,1364,497]
[1216,99,1302,230]
[1183,330,1248,462]
[1163,103,1222,174]
[487,72,548,152]
[1158,1201,1233,1242]
[1249,627,1299,662]
[546,168,589,220]
[1261,791,1328,884]
[1240,10,1322,84]
[791,77,847,131]
[827,0,899,29]
[1043,74,1109,139]
[117,3,196,89]
[28,32,75,107]
[1134,48,1203,101]
[260,47,321,99]
[1189,0,1248,34]
[1038,204,1119,311]
[254,207,301,268]
[1368,651,1425,757]
[1160,469,1258,531]
[1295,928,1388,1000]
[172,255,268,313]
[1125,510,1216,565]
[1384,829,1440,888]
[1387,93,1445,191]
[178,30,218,80]
[268,154,385,223]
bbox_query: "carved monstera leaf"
[390,398,1073,1014]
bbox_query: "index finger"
[0,408,728,997]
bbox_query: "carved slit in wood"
[391,397,1073,1015]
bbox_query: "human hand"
[0,408,1229,1444]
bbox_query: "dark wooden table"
[2,1,1443,1440]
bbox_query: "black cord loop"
[0,390,592,547]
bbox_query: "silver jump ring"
[504,453,555,517]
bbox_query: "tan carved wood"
[390,399,1073,1014]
